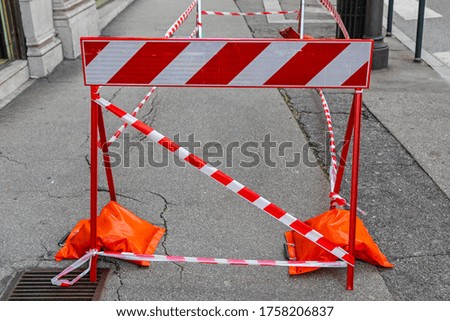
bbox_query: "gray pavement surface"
[0,0,448,301]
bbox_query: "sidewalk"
[0,0,448,301]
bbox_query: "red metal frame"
[98,104,117,202]
[328,90,363,290]
[332,96,355,199]
[90,86,99,282]
[347,89,363,290]
[87,87,366,289]
[83,37,370,289]
[89,86,118,282]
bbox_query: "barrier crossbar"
[82,38,372,88]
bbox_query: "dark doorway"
[0,0,26,65]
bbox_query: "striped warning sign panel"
[81,38,373,89]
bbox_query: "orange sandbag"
[279,27,315,39]
[285,209,393,275]
[55,201,165,266]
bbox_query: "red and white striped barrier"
[81,38,372,88]
[51,250,346,286]
[61,0,372,291]
[94,96,355,267]
[201,10,299,16]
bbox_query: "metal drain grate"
[1,268,110,301]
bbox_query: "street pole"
[386,0,394,37]
[364,0,389,69]
[298,0,305,39]
[197,0,202,38]
[414,0,426,62]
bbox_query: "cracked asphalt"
[0,0,448,301]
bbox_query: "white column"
[52,0,99,59]
[18,0,63,77]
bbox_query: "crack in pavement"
[98,187,145,204]
[113,260,124,301]
[137,95,160,142]
[109,87,123,103]
[79,133,90,150]
[101,257,124,301]
[84,153,91,168]
[38,240,54,261]
[279,88,328,177]
[47,190,84,199]
[0,152,27,167]
[234,1,257,38]
[145,190,184,280]
[97,188,184,280]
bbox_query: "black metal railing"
[386,0,427,62]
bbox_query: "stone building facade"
[0,0,133,102]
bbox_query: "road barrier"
[53,0,373,291]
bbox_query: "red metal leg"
[97,104,117,202]
[90,86,99,282]
[332,95,356,198]
[346,89,363,290]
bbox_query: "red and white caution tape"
[201,1,349,39]
[316,93,345,208]
[318,0,350,39]
[107,87,156,146]
[164,0,198,38]
[51,249,96,287]
[106,4,199,146]
[317,89,339,194]
[100,251,347,268]
[94,96,355,267]
[312,1,360,211]
[51,250,346,286]
[190,25,200,38]
[319,89,366,215]
[202,10,299,16]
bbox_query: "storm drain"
[1,268,109,301]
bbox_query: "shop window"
[0,0,26,65]
[96,0,111,8]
